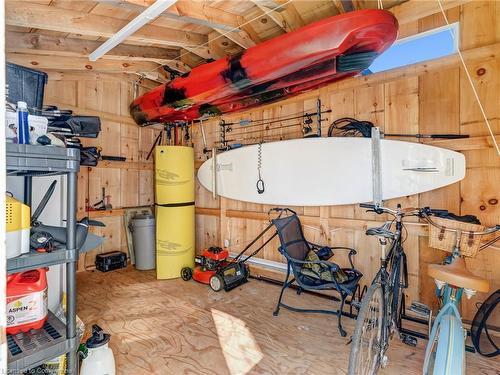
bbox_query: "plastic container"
[6,195,31,258]
[17,101,30,144]
[80,325,115,375]
[6,110,17,143]
[7,63,48,110]
[130,214,156,270]
[156,205,194,279]
[7,268,48,335]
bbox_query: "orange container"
[7,268,48,335]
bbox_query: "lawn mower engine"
[181,246,249,292]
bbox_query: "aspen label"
[7,288,48,326]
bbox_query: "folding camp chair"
[271,208,362,337]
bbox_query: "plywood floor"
[77,268,499,375]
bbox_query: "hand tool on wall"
[92,187,112,211]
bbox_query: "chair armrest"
[330,247,357,268]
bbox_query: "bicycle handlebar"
[359,203,420,217]
[359,203,391,215]
[359,203,376,209]
[423,208,449,216]
[360,204,499,236]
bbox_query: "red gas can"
[7,268,48,335]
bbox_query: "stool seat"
[428,257,489,293]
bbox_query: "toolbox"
[95,251,127,272]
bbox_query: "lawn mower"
[180,246,245,292]
[180,209,290,292]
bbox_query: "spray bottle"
[80,325,116,375]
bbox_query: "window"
[363,22,459,74]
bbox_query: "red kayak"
[130,9,398,126]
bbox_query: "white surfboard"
[197,138,465,206]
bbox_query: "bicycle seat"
[428,257,489,293]
[366,224,393,239]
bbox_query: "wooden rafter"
[6,53,167,82]
[173,1,258,49]
[182,46,219,61]
[278,2,306,30]
[98,0,258,49]
[251,1,292,32]
[5,31,191,73]
[173,0,242,31]
[179,50,206,70]
[332,1,345,13]
[213,28,256,49]
[5,2,207,49]
[207,31,229,59]
[109,0,240,30]
[252,0,283,8]
[332,0,355,13]
[239,21,262,45]
[389,0,470,25]
[45,71,160,90]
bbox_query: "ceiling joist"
[276,1,306,30]
[100,0,258,48]
[44,70,160,89]
[117,0,245,30]
[389,0,470,25]
[332,0,355,13]
[213,28,256,49]
[173,1,257,49]
[5,31,190,73]
[183,46,220,61]
[251,2,292,32]
[6,53,167,82]
[5,2,207,49]
[172,0,243,31]
[88,0,179,61]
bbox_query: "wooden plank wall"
[43,77,159,271]
[193,2,500,321]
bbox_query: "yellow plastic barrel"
[155,146,195,279]
[155,146,194,205]
[156,205,195,279]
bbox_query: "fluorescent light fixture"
[89,0,177,61]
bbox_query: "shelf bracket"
[371,127,383,207]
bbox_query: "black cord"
[328,117,375,137]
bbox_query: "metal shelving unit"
[7,312,79,371]
[7,247,78,275]
[6,143,80,374]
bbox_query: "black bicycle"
[348,203,426,375]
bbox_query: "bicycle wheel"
[348,284,385,375]
[389,252,407,330]
[423,304,465,375]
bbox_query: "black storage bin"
[6,63,48,109]
[95,251,128,272]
